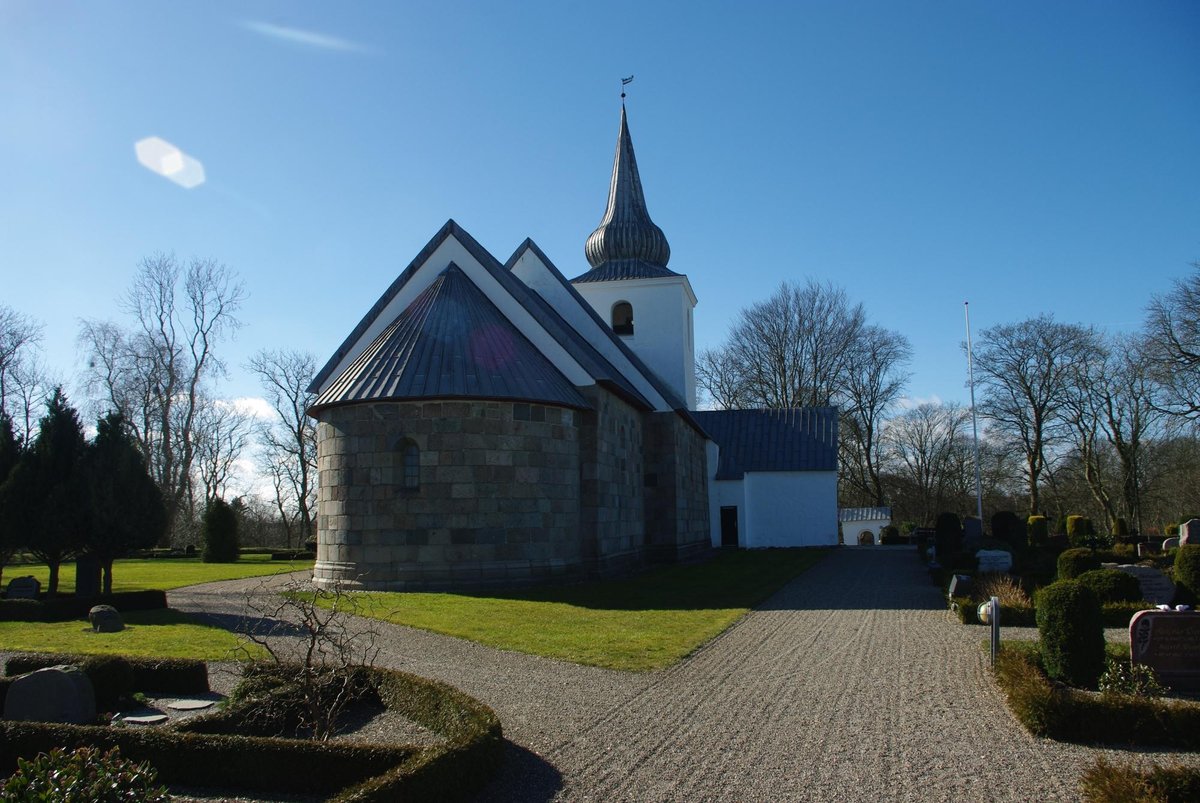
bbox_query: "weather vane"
[621,74,634,101]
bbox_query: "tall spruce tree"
[0,412,21,585]
[84,412,167,594]
[24,388,88,594]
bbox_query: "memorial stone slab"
[962,518,984,550]
[1182,519,1200,546]
[166,699,214,711]
[2,665,96,724]
[121,713,169,725]
[6,576,40,600]
[89,604,124,633]
[976,550,1013,574]
[1130,610,1200,691]
[1116,565,1176,605]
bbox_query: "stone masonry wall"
[644,412,712,561]
[313,400,580,590]
[577,386,646,572]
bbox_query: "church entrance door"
[720,506,739,547]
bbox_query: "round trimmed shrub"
[201,497,240,563]
[1075,568,1142,603]
[1057,547,1101,580]
[1067,515,1098,547]
[1035,579,1106,688]
[1175,544,1200,605]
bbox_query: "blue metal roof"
[310,264,589,413]
[692,408,838,479]
[571,258,680,284]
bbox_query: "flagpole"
[965,302,984,523]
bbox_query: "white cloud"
[240,20,370,53]
[229,396,275,421]
[896,394,943,411]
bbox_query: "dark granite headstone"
[962,518,984,550]
[75,553,101,598]
[2,665,96,723]
[89,604,124,633]
[1130,610,1200,691]
[1116,565,1175,605]
[5,575,40,600]
[948,574,973,599]
[1181,519,1200,546]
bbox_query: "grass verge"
[1082,759,1200,803]
[4,555,313,594]
[0,609,259,660]
[336,548,829,671]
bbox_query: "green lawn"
[0,609,261,660]
[5,555,313,594]
[339,548,830,671]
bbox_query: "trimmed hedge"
[0,590,168,622]
[1035,580,1106,688]
[0,661,502,802]
[993,646,1200,749]
[1175,545,1200,605]
[1075,569,1143,603]
[5,654,209,696]
[1082,759,1200,803]
[949,599,1152,628]
[1057,548,1101,580]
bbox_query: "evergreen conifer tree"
[201,497,239,563]
[84,412,168,594]
[0,413,22,586]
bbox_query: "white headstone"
[976,549,1013,574]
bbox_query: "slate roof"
[309,264,589,413]
[309,220,655,412]
[575,105,676,284]
[692,408,838,480]
[505,238,708,437]
[839,507,892,523]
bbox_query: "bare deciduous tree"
[883,401,971,525]
[194,398,253,510]
[78,255,245,542]
[972,314,1102,516]
[1144,262,1200,420]
[0,306,50,442]
[247,349,318,549]
[839,325,912,506]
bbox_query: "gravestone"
[5,576,40,600]
[1163,537,1181,551]
[1116,565,1175,605]
[75,553,101,598]
[1130,610,1200,691]
[89,604,124,633]
[976,549,1013,574]
[948,574,973,599]
[2,665,96,724]
[1182,519,1200,546]
[962,518,984,551]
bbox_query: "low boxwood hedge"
[5,653,208,696]
[0,659,503,802]
[0,590,168,622]
[949,598,1154,628]
[993,644,1200,749]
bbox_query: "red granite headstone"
[1129,610,1200,692]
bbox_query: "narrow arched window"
[612,301,634,335]
[397,438,420,489]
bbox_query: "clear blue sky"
[3,0,1198,412]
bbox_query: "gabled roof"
[309,264,589,414]
[309,220,655,412]
[505,239,709,437]
[692,407,838,479]
[576,104,676,284]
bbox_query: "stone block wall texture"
[644,412,712,561]
[313,400,580,589]
[577,386,646,572]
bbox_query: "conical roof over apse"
[574,105,680,283]
[310,263,589,413]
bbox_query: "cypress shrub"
[1112,517,1129,538]
[1174,544,1200,605]
[1066,515,1098,547]
[1035,580,1106,688]
[1166,522,1180,537]
[1075,569,1142,603]
[1054,515,1068,536]
[1057,547,1101,580]
[934,512,962,562]
[201,498,240,563]
[1027,515,1048,547]
[991,511,1024,552]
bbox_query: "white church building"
[306,104,838,590]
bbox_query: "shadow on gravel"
[181,610,309,638]
[471,740,563,803]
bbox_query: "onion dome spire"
[579,105,677,282]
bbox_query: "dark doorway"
[720,506,739,547]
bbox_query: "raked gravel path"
[170,548,1200,802]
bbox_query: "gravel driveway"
[172,548,1200,802]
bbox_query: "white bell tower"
[572,104,698,410]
